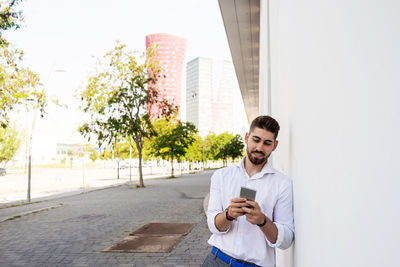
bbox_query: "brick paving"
[0,171,214,267]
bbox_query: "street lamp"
[27,68,66,202]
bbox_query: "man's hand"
[214,197,247,232]
[242,200,265,225]
[228,198,248,219]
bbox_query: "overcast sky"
[5,0,232,160]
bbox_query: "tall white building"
[186,57,247,137]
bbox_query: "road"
[0,171,214,266]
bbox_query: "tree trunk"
[117,160,120,179]
[138,147,144,187]
[171,158,174,177]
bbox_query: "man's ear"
[244,132,249,144]
[273,140,279,151]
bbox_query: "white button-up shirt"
[206,158,294,267]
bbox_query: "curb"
[0,203,64,223]
[0,182,129,209]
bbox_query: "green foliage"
[185,134,204,162]
[0,0,23,37]
[0,0,46,128]
[0,124,21,166]
[204,133,218,161]
[109,137,139,160]
[203,132,244,166]
[100,149,112,160]
[150,118,197,177]
[87,147,98,162]
[210,132,234,161]
[220,134,244,161]
[79,42,176,186]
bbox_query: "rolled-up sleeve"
[206,171,231,234]
[266,179,295,249]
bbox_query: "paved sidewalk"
[0,171,214,267]
[0,165,204,204]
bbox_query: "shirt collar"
[236,157,276,178]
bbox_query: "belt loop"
[229,258,233,266]
[214,248,219,259]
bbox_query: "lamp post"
[129,137,132,183]
[26,107,38,202]
[27,68,66,202]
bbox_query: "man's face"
[245,127,278,165]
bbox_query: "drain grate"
[103,222,196,253]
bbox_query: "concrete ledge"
[203,193,209,214]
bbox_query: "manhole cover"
[103,235,183,253]
[131,223,196,236]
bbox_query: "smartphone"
[240,186,256,202]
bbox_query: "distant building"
[55,143,93,163]
[145,33,186,118]
[186,57,248,136]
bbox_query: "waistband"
[211,246,260,267]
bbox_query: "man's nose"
[255,142,264,151]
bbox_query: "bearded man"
[202,115,294,267]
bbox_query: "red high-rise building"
[146,33,186,118]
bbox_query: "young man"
[203,115,294,267]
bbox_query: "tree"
[0,124,21,167]
[220,134,244,166]
[202,133,244,167]
[78,144,98,163]
[210,133,233,163]
[0,0,23,37]
[204,133,217,162]
[89,149,98,162]
[100,149,112,161]
[79,42,176,187]
[0,0,46,128]
[185,134,204,169]
[150,119,197,177]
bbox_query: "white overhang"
[218,0,260,122]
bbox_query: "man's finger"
[231,202,250,209]
[231,198,247,203]
[242,206,255,214]
[245,200,259,208]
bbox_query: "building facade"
[145,33,186,118]
[219,0,400,266]
[186,57,247,137]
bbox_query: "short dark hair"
[249,115,280,139]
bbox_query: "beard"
[246,147,270,165]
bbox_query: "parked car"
[0,168,6,176]
[118,161,130,169]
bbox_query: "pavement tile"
[0,171,214,266]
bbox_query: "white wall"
[260,0,400,266]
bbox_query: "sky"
[4,0,233,161]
